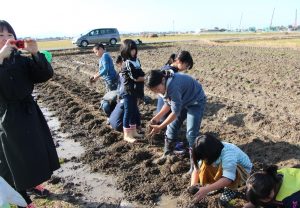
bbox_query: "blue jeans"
[166,97,206,147]
[123,94,140,128]
[105,78,118,92]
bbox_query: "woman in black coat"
[0,20,60,207]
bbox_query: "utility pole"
[294,9,298,29]
[270,8,275,29]
[239,13,243,32]
[172,20,175,34]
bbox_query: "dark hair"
[192,133,224,167]
[246,165,280,206]
[115,55,123,65]
[120,39,137,60]
[93,43,105,50]
[165,53,176,65]
[176,51,194,69]
[0,20,17,39]
[145,70,165,89]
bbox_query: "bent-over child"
[244,165,300,208]
[191,133,252,205]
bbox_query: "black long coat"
[0,51,60,191]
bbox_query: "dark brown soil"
[35,42,300,207]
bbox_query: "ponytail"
[264,165,280,182]
[246,165,279,206]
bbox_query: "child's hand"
[192,186,209,204]
[148,119,156,132]
[149,124,161,136]
[89,75,97,83]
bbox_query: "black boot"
[153,137,175,165]
[163,138,176,156]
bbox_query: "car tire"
[110,39,117,45]
[81,40,88,47]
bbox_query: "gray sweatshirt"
[165,72,206,116]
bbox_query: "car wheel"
[110,39,117,45]
[81,40,88,47]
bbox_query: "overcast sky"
[2,0,299,38]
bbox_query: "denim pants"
[123,94,141,128]
[166,97,206,147]
[105,78,118,92]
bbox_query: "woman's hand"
[0,39,16,61]
[24,39,38,55]
[192,186,209,204]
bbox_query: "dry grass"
[37,33,300,51]
[222,38,300,48]
[37,39,75,50]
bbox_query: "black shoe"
[219,187,237,206]
[28,185,50,197]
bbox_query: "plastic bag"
[0,177,27,207]
[40,50,52,63]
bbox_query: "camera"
[14,40,25,49]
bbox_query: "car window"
[99,29,106,35]
[89,30,98,36]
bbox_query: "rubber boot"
[130,124,143,138]
[153,137,175,165]
[123,127,136,143]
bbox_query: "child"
[119,39,145,143]
[107,56,127,132]
[190,133,252,205]
[164,53,176,66]
[90,43,118,92]
[161,51,193,72]
[99,90,118,117]
[157,51,194,116]
[244,165,300,208]
[145,69,206,173]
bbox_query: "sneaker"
[219,187,237,206]
[30,184,50,197]
[173,142,186,155]
[26,203,37,208]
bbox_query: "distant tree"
[249,27,256,32]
